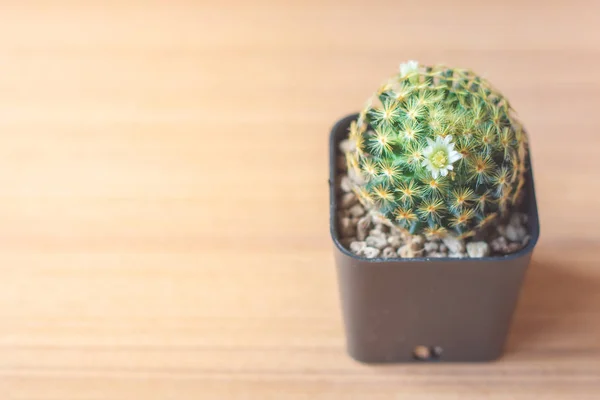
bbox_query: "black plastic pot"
[329,114,540,363]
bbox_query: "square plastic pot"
[329,114,540,363]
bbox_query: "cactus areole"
[344,61,529,238]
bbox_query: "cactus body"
[345,62,529,238]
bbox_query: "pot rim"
[329,113,541,263]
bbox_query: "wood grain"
[0,0,599,398]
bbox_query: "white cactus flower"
[421,135,462,178]
[400,60,419,77]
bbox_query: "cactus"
[344,61,529,238]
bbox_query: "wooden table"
[1,1,599,398]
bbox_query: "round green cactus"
[345,61,529,238]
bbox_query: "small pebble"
[349,204,365,218]
[369,229,385,238]
[339,217,355,238]
[413,345,431,360]
[366,235,388,249]
[490,236,508,253]
[382,246,397,258]
[350,241,366,255]
[507,242,523,253]
[340,176,352,192]
[339,139,355,153]
[340,192,358,209]
[387,235,403,248]
[371,213,388,226]
[348,167,365,185]
[424,242,439,252]
[363,247,381,259]
[337,210,349,220]
[496,225,506,236]
[427,252,447,258]
[356,216,371,241]
[505,223,527,242]
[410,235,425,251]
[442,235,465,254]
[466,242,490,258]
[397,245,414,258]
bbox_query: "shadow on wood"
[506,258,599,354]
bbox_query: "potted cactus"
[329,61,540,363]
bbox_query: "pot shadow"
[505,258,599,354]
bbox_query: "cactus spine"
[344,61,529,238]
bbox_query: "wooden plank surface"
[0,1,599,398]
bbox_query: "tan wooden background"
[0,1,599,398]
